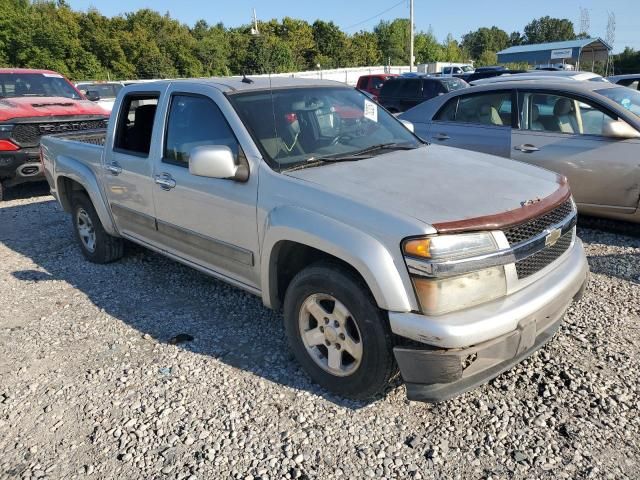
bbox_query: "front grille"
[515,231,572,279]
[12,119,108,146]
[504,199,574,245]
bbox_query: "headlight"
[403,233,507,315]
[404,232,497,260]
[411,267,507,315]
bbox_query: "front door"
[512,91,640,211]
[103,90,164,243]
[150,84,260,289]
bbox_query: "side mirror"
[189,145,239,180]
[399,119,414,132]
[85,90,101,102]
[603,119,640,139]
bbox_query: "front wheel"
[71,193,124,263]
[283,263,397,400]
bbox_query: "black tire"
[0,181,6,201]
[71,192,124,263]
[283,262,397,400]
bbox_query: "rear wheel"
[283,263,397,399]
[71,193,123,263]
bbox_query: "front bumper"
[0,148,43,186]
[390,239,589,403]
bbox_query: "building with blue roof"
[497,38,611,70]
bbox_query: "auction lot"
[0,187,638,480]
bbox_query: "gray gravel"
[1,189,639,480]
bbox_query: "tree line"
[0,0,637,80]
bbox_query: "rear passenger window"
[435,92,511,127]
[164,94,238,166]
[356,77,368,89]
[114,94,159,156]
[399,79,421,98]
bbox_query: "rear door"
[425,90,513,157]
[512,90,640,211]
[104,89,164,243]
[150,83,260,289]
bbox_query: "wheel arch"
[261,206,414,312]
[54,157,118,236]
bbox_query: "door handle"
[105,162,122,175]
[434,133,450,141]
[154,173,176,190]
[514,144,540,153]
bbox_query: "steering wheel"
[329,134,353,146]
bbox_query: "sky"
[67,0,638,53]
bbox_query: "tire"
[70,192,124,263]
[0,181,6,201]
[283,262,397,400]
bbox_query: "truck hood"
[285,144,564,228]
[0,96,108,121]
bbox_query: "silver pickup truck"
[41,77,589,403]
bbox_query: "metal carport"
[497,38,612,70]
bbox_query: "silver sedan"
[400,80,640,223]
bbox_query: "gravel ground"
[1,186,639,480]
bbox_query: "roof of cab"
[128,76,348,93]
[0,68,63,75]
[462,79,621,93]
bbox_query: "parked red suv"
[356,74,398,101]
[0,68,109,200]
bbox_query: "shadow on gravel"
[2,181,50,201]
[577,225,640,283]
[1,199,389,409]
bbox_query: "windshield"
[228,87,422,170]
[596,87,640,118]
[462,66,474,72]
[77,83,122,99]
[0,73,81,99]
[441,78,468,91]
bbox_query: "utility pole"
[409,0,415,72]
[251,8,259,36]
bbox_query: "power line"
[342,0,406,31]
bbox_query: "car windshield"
[440,78,468,91]
[77,83,123,99]
[595,87,640,118]
[228,86,422,170]
[0,73,81,99]
[461,66,474,72]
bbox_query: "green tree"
[523,16,576,44]
[613,47,640,74]
[414,28,444,64]
[461,26,509,60]
[374,19,409,65]
[312,20,347,68]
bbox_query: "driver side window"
[164,94,238,166]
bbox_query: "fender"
[54,155,118,236]
[261,205,414,312]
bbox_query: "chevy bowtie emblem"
[521,198,542,207]
[545,228,562,247]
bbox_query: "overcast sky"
[67,0,637,53]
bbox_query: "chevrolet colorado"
[41,78,589,402]
[0,68,108,200]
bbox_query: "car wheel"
[0,181,6,201]
[71,192,123,263]
[283,262,397,399]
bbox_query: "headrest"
[479,104,493,115]
[553,98,573,116]
[135,104,157,124]
[531,104,540,121]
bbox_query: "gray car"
[607,74,640,91]
[400,80,640,223]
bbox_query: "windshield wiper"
[342,142,418,158]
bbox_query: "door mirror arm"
[603,119,640,139]
[189,145,248,181]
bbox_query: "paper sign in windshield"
[364,99,378,122]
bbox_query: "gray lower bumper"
[391,240,589,403]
